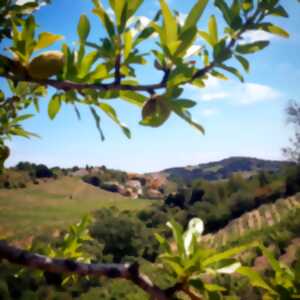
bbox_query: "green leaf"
[78,51,99,79]
[11,114,34,124]
[208,15,218,46]
[33,98,39,112]
[35,32,63,51]
[230,0,241,18]
[235,55,250,72]
[173,99,197,109]
[87,64,109,81]
[171,103,205,134]
[214,39,232,61]
[77,15,90,41]
[237,266,276,294]
[166,220,185,257]
[109,0,127,33]
[236,41,270,54]
[155,233,170,252]
[211,70,228,80]
[10,127,40,139]
[133,13,161,47]
[219,64,244,82]
[182,0,209,33]
[98,103,131,138]
[167,64,193,88]
[214,0,232,25]
[204,283,226,292]
[133,26,156,47]
[62,44,77,80]
[258,23,289,38]
[242,0,253,12]
[123,30,133,60]
[259,245,282,274]
[161,255,185,277]
[120,91,147,107]
[269,5,289,18]
[48,95,61,120]
[175,26,198,57]
[127,0,143,19]
[192,78,206,88]
[202,242,258,267]
[93,3,115,39]
[198,30,213,46]
[141,96,171,127]
[160,0,178,51]
[90,107,105,141]
[22,16,36,60]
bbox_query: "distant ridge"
[159,156,291,182]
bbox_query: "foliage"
[283,101,300,163]
[90,208,159,263]
[162,169,292,233]
[156,218,260,299]
[237,245,300,299]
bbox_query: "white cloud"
[177,13,187,26]
[186,76,282,105]
[201,108,219,117]
[238,83,281,104]
[201,92,228,102]
[107,7,114,19]
[241,30,275,43]
[15,0,35,5]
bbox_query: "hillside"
[0,176,151,242]
[160,156,290,183]
[203,193,300,248]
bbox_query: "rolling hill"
[0,176,151,242]
[160,156,290,183]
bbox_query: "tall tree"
[283,101,300,163]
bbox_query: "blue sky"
[2,0,300,172]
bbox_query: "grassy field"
[0,176,152,241]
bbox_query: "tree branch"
[0,9,262,97]
[0,240,169,300]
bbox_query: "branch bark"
[0,240,169,300]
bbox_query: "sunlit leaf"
[219,64,244,82]
[159,0,178,51]
[98,103,131,138]
[90,106,105,141]
[182,0,209,33]
[258,23,289,38]
[35,32,63,51]
[208,15,218,46]
[77,15,90,41]
[236,41,270,54]
[235,55,250,72]
[48,95,61,120]
[237,266,276,294]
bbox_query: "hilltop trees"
[284,101,300,163]
[0,0,297,299]
[283,101,300,195]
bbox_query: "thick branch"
[1,73,166,93]
[114,54,122,85]
[0,241,169,300]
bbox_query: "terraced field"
[203,194,300,248]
